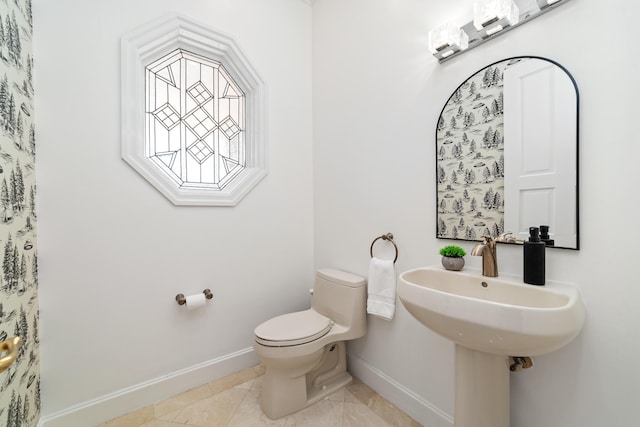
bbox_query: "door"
[503,58,577,247]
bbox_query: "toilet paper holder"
[175,289,214,306]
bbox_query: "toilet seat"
[255,310,334,347]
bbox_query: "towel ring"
[370,233,398,263]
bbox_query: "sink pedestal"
[455,345,510,427]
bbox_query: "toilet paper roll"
[185,293,207,311]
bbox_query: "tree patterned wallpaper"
[0,0,40,426]
[436,58,529,242]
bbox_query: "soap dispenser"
[540,225,555,246]
[524,226,545,285]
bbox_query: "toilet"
[253,268,367,419]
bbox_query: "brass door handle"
[0,336,22,373]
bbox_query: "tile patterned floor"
[100,364,423,427]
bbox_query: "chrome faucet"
[472,236,498,277]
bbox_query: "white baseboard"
[38,347,259,427]
[347,354,454,427]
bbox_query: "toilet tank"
[312,269,367,340]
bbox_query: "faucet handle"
[496,233,510,242]
[496,232,524,243]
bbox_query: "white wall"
[33,0,640,425]
[33,0,313,420]
[313,0,640,426]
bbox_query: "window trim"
[121,14,267,206]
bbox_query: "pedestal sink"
[398,266,585,427]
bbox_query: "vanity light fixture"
[430,0,572,63]
[428,23,469,60]
[473,0,519,35]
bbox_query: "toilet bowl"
[253,268,367,419]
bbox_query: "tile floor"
[100,364,423,427]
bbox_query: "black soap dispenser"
[539,225,555,246]
[524,227,545,286]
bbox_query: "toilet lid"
[255,310,333,347]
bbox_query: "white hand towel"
[367,257,396,321]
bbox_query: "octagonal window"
[121,15,266,206]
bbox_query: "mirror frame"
[435,56,580,250]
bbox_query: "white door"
[503,59,577,248]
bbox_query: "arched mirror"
[436,57,579,249]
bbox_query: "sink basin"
[398,266,585,356]
[398,266,586,427]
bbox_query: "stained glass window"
[145,49,245,190]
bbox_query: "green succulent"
[439,245,466,258]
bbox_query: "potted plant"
[439,245,466,271]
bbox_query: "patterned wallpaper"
[436,58,526,242]
[0,0,40,426]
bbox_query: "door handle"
[0,336,22,373]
